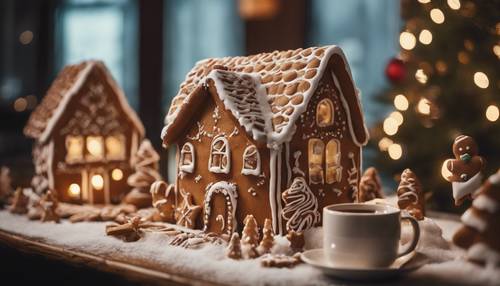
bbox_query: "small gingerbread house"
[24,61,144,204]
[161,46,369,235]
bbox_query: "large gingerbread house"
[24,61,145,204]
[162,46,369,235]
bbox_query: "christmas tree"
[371,0,500,212]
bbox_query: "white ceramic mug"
[323,203,420,268]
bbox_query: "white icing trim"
[47,140,55,190]
[203,181,238,236]
[276,145,283,235]
[241,145,261,176]
[269,148,279,234]
[467,243,500,268]
[489,171,500,185]
[461,209,487,232]
[331,71,368,147]
[452,172,483,203]
[473,194,499,213]
[40,61,144,143]
[179,142,195,173]
[208,136,230,174]
[292,151,305,176]
[281,177,320,232]
[285,142,292,187]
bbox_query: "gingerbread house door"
[88,169,110,204]
[203,181,238,236]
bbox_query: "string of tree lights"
[370,0,499,212]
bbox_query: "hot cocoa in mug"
[323,203,420,268]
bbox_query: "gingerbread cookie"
[226,232,242,259]
[261,253,302,268]
[397,169,425,220]
[445,135,485,205]
[40,190,60,223]
[150,180,177,223]
[357,167,384,202]
[452,169,500,267]
[175,189,201,229]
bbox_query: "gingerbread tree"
[453,170,500,268]
[40,190,59,223]
[124,139,162,208]
[0,166,13,207]
[226,232,242,260]
[241,214,259,259]
[397,169,425,220]
[9,188,29,214]
[357,167,384,203]
[257,218,274,255]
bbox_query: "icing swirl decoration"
[281,177,320,232]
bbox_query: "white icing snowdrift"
[0,211,499,286]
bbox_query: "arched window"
[209,136,230,174]
[316,98,334,127]
[325,139,342,184]
[180,142,195,173]
[241,145,261,176]
[308,139,324,184]
[86,136,104,161]
[105,134,126,160]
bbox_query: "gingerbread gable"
[162,46,369,148]
[24,61,144,143]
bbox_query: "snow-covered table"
[0,210,499,286]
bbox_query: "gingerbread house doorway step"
[203,181,238,237]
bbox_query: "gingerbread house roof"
[24,61,144,142]
[162,45,369,148]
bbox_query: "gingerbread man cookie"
[445,135,485,205]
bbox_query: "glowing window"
[209,136,230,174]
[65,135,84,163]
[180,142,195,173]
[316,98,334,127]
[86,136,104,161]
[106,134,126,160]
[308,139,324,184]
[325,139,342,184]
[242,145,261,176]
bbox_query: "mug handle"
[397,215,420,257]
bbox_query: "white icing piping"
[179,142,195,173]
[285,142,292,187]
[276,145,283,235]
[208,135,231,174]
[281,177,320,232]
[472,194,499,213]
[452,172,483,202]
[269,148,279,234]
[40,61,144,143]
[461,208,487,232]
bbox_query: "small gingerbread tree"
[357,167,384,203]
[226,232,242,260]
[9,188,28,214]
[40,190,59,223]
[397,168,425,220]
[124,139,162,208]
[241,214,259,259]
[0,166,13,207]
[453,170,500,268]
[257,218,274,255]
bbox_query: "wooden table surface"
[0,228,222,286]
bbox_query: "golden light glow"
[494,45,500,59]
[91,174,104,190]
[417,98,431,115]
[87,136,104,158]
[390,111,404,126]
[441,160,453,182]
[378,137,394,152]
[415,69,428,84]
[68,183,81,198]
[19,30,33,45]
[447,0,461,10]
[435,60,448,74]
[388,144,403,160]
[111,168,124,181]
[383,117,399,136]
[430,9,445,24]
[106,135,125,159]
[486,105,499,122]
[417,0,430,3]
[419,29,433,45]
[473,72,489,89]
[13,97,28,112]
[458,51,470,64]
[399,31,416,50]
[394,94,409,111]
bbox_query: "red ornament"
[385,58,406,83]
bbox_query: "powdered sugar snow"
[0,211,499,286]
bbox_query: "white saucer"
[301,249,427,281]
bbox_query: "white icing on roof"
[162,45,369,148]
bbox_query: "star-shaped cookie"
[176,189,202,229]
